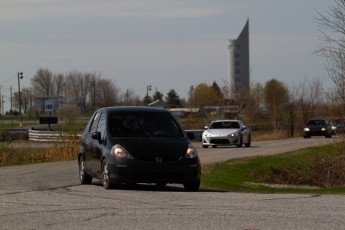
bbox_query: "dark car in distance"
[303,118,332,138]
[78,106,201,191]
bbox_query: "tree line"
[9,0,345,136]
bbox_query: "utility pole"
[146,85,152,97]
[18,72,23,128]
[0,86,2,115]
[10,86,13,127]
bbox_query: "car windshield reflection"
[108,111,184,138]
[210,121,240,129]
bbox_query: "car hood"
[204,129,239,136]
[113,138,190,162]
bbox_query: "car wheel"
[155,183,167,189]
[183,180,200,192]
[237,135,243,147]
[245,135,251,147]
[79,156,92,184]
[102,160,115,189]
[202,145,208,148]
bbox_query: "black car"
[303,118,332,138]
[78,106,201,191]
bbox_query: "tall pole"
[146,85,151,97]
[0,86,2,115]
[17,72,23,128]
[10,86,13,127]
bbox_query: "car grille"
[135,155,182,163]
[139,172,185,180]
[210,139,230,144]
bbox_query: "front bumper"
[107,158,201,184]
[202,135,239,146]
[303,129,327,137]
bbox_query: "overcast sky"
[0,0,333,110]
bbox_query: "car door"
[84,111,101,175]
[89,112,107,175]
[240,122,250,142]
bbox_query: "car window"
[307,120,326,126]
[108,111,184,138]
[210,121,240,129]
[89,112,101,133]
[97,113,106,137]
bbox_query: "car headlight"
[230,133,238,137]
[304,128,310,132]
[185,144,198,159]
[321,128,326,131]
[203,131,211,137]
[111,144,134,159]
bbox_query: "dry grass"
[309,146,345,187]
[251,130,288,141]
[0,138,80,167]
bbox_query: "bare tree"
[31,68,54,96]
[315,0,345,115]
[64,71,98,110]
[95,79,119,107]
[264,79,289,131]
[285,83,303,137]
[299,78,323,123]
[246,82,265,123]
[120,89,141,105]
[53,73,65,97]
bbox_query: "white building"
[227,19,250,99]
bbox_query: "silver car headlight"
[304,128,310,132]
[111,144,134,159]
[185,144,198,159]
[230,133,238,137]
[203,131,211,137]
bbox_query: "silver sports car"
[202,120,251,148]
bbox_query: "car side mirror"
[91,132,102,142]
[186,131,195,140]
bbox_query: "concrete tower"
[227,20,250,99]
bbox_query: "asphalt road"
[1,137,344,230]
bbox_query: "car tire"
[183,180,200,192]
[155,183,167,189]
[202,145,208,148]
[102,160,115,189]
[245,135,251,147]
[79,156,92,184]
[237,135,243,148]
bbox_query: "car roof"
[308,118,328,121]
[212,120,242,123]
[96,106,168,114]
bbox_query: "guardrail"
[28,129,81,142]
[27,129,203,142]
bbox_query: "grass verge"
[201,144,345,194]
[0,139,79,166]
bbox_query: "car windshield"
[307,120,327,126]
[210,121,240,129]
[108,111,184,138]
